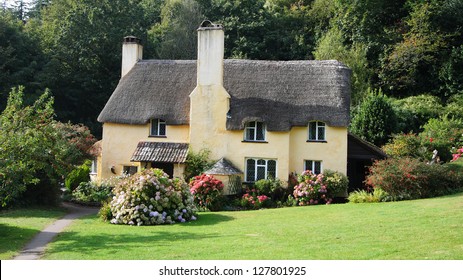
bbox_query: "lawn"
[0,207,66,260]
[42,192,463,260]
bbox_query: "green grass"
[0,207,66,260]
[43,193,463,260]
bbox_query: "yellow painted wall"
[189,85,230,160]
[289,126,348,175]
[99,122,189,179]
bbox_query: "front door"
[151,162,174,178]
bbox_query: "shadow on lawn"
[0,223,40,254]
[45,229,223,258]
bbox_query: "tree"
[313,25,371,105]
[350,89,398,146]
[0,87,96,208]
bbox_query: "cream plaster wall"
[99,122,189,179]
[289,126,348,175]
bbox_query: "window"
[123,166,138,176]
[246,158,276,182]
[308,121,326,141]
[90,159,98,175]
[304,160,322,175]
[150,119,166,136]
[244,121,266,141]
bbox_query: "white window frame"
[304,160,323,175]
[245,158,277,182]
[90,159,98,175]
[244,121,266,141]
[150,119,166,136]
[308,121,326,141]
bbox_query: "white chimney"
[197,20,224,86]
[121,36,143,78]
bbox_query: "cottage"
[96,21,351,194]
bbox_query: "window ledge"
[306,140,327,143]
[242,140,268,143]
[149,135,167,138]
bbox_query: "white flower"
[191,216,197,221]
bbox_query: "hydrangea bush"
[293,170,331,205]
[239,191,270,210]
[189,174,224,211]
[108,169,197,226]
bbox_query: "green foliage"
[189,174,224,211]
[382,133,428,161]
[421,115,463,162]
[183,148,213,181]
[313,25,371,105]
[0,87,95,208]
[292,170,338,206]
[348,188,389,203]
[323,169,349,196]
[391,95,444,133]
[65,160,91,192]
[253,177,286,201]
[350,89,398,146]
[366,157,463,201]
[71,181,113,206]
[108,168,197,225]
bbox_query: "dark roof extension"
[204,158,243,175]
[131,142,189,163]
[98,59,351,131]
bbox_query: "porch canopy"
[131,142,189,163]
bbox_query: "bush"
[323,169,349,197]
[189,174,224,211]
[350,89,398,146]
[420,115,463,162]
[382,133,428,160]
[292,170,334,205]
[254,177,287,203]
[65,160,91,192]
[239,190,270,210]
[184,149,213,181]
[71,181,113,206]
[348,188,389,203]
[366,157,463,201]
[108,169,197,226]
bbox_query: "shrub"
[189,174,224,211]
[323,169,349,196]
[421,115,463,162]
[366,157,463,201]
[382,133,428,160]
[71,181,113,206]
[239,187,271,210]
[108,168,197,226]
[254,177,287,203]
[184,149,213,181]
[65,160,91,192]
[350,89,398,146]
[348,188,389,203]
[292,170,332,205]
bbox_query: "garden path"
[13,202,99,260]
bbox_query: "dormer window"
[150,119,166,137]
[244,121,266,141]
[308,121,326,141]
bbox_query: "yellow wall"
[99,122,348,182]
[99,122,189,179]
[289,126,348,175]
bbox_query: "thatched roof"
[98,59,351,130]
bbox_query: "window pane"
[257,159,266,166]
[246,159,255,182]
[151,119,159,135]
[257,166,266,181]
[267,160,276,179]
[305,160,313,172]
[246,127,255,140]
[309,122,316,140]
[159,122,166,136]
[256,122,265,140]
[314,161,321,174]
[318,125,325,141]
